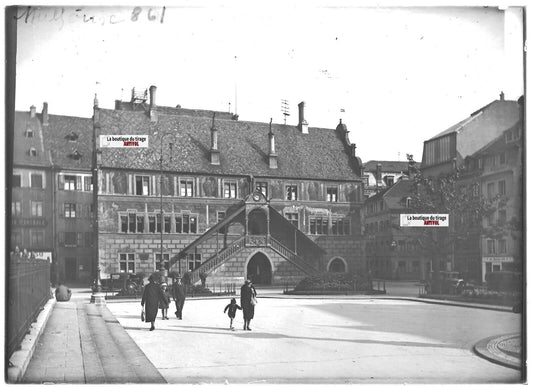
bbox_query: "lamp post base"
[90,292,106,306]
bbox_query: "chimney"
[93,94,100,125]
[500,91,505,101]
[376,163,382,183]
[298,102,308,134]
[30,105,36,118]
[210,113,220,165]
[407,154,416,178]
[149,85,157,122]
[268,118,278,169]
[42,102,49,126]
[350,143,357,157]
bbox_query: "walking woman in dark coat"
[240,279,257,331]
[141,274,167,331]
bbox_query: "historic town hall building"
[94,86,365,285]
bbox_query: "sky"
[13,2,524,163]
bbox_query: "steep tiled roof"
[42,114,93,170]
[364,160,410,173]
[14,110,51,167]
[98,108,362,181]
[115,100,235,120]
[429,99,520,158]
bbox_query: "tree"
[408,167,506,280]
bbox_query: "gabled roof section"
[14,110,50,167]
[365,178,414,210]
[429,99,520,159]
[98,108,362,181]
[42,114,93,170]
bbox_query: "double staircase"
[189,234,318,284]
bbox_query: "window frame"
[179,179,194,197]
[119,253,136,273]
[285,185,298,201]
[31,200,43,217]
[135,175,151,196]
[31,173,43,189]
[326,186,338,202]
[64,203,77,218]
[223,181,237,199]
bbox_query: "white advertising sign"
[400,214,449,227]
[100,135,149,148]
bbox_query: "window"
[64,203,76,218]
[498,209,507,225]
[136,216,144,233]
[29,148,37,157]
[164,216,171,233]
[256,182,268,198]
[175,214,198,234]
[30,230,44,247]
[187,253,202,271]
[362,176,369,186]
[310,216,328,235]
[119,253,135,273]
[128,213,136,233]
[65,232,76,246]
[498,180,506,196]
[223,182,237,199]
[405,197,412,208]
[12,201,21,216]
[332,218,350,235]
[31,201,43,217]
[384,176,395,187]
[156,214,162,233]
[498,239,507,254]
[31,173,43,189]
[149,216,156,233]
[77,232,84,247]
[217,211,226,222]
[487,239,496,255]
[180,179,194,197]
[327,187,338,202]
[135,175,150,196]
[487,182,495,199]
[472,183,480,197]
[13,174,21,187]
[85,232,93,247]
[64,175,77,190]
[155,253,170,271]
[493,264,501,272]
[11,231,22,249]
[499,152,507,165]
[286,185,298,201]
[26,128,34,138]
[285,213,299,228]
[487,211,495,226]
[84,176,93,192]
[120,214,128,233]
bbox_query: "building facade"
[363,160,413,199]
[94,86,366,285]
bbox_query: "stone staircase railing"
[269,236,319,276]
[190,236,246,283]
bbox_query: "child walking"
[223,298,242,330]
[159,282,171,320]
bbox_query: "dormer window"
[65,131,79,141]
[29,147,37,157]
[26,128,34,138]
[68,149,82,160]
[405,197,412,208]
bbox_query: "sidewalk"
[12,289,166,384]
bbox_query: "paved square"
[106,297,521,383]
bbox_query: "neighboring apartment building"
[42,110,95,283]
[463,107,523,281]
[420,93,522,281]
[94,86,366,285]
[12,103,95,284]
[12,105,54,263]
[364,178,426,280]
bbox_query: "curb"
[473,334,522,370]
[7,297,57,383]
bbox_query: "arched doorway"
[247,252,272,285]
[328,257,346,273]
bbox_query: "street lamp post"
[154,128,175,277]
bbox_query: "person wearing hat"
[141,273,168,331]
[240,278,257,331]
[159,281,171,320]
[172,274,186,320]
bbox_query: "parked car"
[91,273,144,295]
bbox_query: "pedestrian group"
[141,274,257,332]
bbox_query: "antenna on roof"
[234,56,238,116]
[281,99,290,125]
